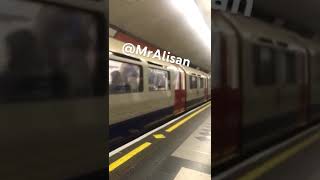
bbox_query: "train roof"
[216,12,305,52]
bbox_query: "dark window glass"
[0,1,103,103]
[174,71,180,90]
[148,68,170,91]
[199,78,204,88]
[190,76,197,89]
[253,46,276,86]
[109,60,143,94]
[314,54,320,82]
[286,52,297,84]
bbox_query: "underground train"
[0,1,107,179]
[109,37,211,132]
[213,11,320,168]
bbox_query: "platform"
[214,124,320,180]
[109,102,211,180]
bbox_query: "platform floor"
[215,124,320,180]
[109,102,211,180]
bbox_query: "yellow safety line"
[109,101,211,173]
[153,134,166,139]
[166,102,211,133]
[238,132,320,180]
[109,142,152,172]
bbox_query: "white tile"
[174,167,211,180]
[172,116,211,166]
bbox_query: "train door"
[208,76,212,99]
[297,51,309,125]
[204,77,209,100]
[203,77,209,101]
[173,67,186,115]
[212,30,241,164]
[197,76,204,102]
[309,51,320,122]
[277,50,308,128]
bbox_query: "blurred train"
[109,37,211,132]
[0,1,107,179]
[213,11,320,168]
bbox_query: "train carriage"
[0,0,107,179]
[109,38,175,127]
[109,37,210,135]
[302,39,320,122]
[180,66,206,109]
[213,12,310,166]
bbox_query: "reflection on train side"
[148,68,170,91]
[0,2,100,103]
[109,60,143,94]
[0,1,106,179]
[212,11,320,170]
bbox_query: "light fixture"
[171,0,211,50]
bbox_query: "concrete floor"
[109,103,211,180]
[215,124,320,180]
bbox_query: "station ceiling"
[254,0,320,35]
[109,0,320,72]
[109,0,211,72]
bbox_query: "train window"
[190,76,198,89]
[175,71,180,90]
[314,54,320,82]
[199,78,204,88]
[286,52,297,84]
[254,46,276,86]
[181,72,186,90]
[109,60,143,94]
[0,1,105,103]
[276,51,286,83]
[148,68,170,91]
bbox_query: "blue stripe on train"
[110,96,206,137]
